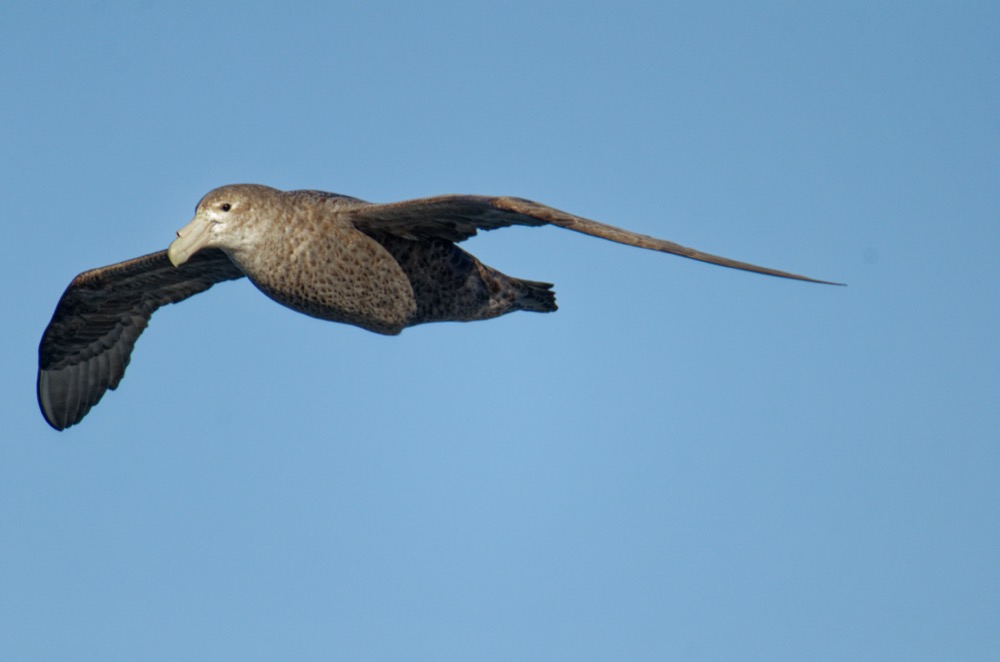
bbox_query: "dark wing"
[348,195,843,285]
[38,248,245,430]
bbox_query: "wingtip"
[807,277,847,287]
[37,370,68,431]
[787,276,846,287]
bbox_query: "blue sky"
[2,1,998,660]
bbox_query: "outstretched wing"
[349,195,843,285]
[38,248,245,430]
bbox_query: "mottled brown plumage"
[38,184,841,430]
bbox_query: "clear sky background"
[2,2,998,660]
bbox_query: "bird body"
[38,184,841,430]
[211,188,424,333]
[168,186,558,334]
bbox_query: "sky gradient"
[2,2,998,660]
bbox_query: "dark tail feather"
[515,278,557,313]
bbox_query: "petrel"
[38,184,841,430]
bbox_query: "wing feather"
[350,195,843,285]
[349,195,547,242]
[37,248,245,430]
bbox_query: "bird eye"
[220,203,232,212]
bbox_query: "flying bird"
[37,184,841,430]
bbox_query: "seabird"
[37,184,841,430]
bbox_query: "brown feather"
[37,249,244,430]
[351,194,844,285]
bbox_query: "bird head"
[168,184,278,267]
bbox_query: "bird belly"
[370,234,557,325]
[235,230,417,335]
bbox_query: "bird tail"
[514,278,558,313]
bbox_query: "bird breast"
[233,222,418,335]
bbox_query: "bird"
[37,184,842,430]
